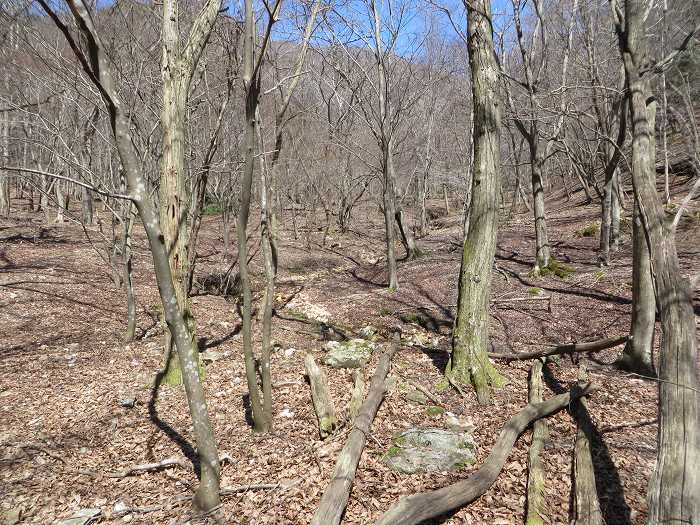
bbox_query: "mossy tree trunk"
[447,0,505,405]
[612,2,700,521]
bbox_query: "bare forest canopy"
[0,0,699,523]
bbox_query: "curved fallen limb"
[374,383,596,525]
[489,335,628,362]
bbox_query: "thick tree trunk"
[617,203,655,376]
[447,0,505,405]
[613,2,700,521]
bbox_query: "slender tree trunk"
[613,2,700,521]
[124,203,137,342]
[530,142,550,271]
[525,359,546,525]
[447,0,505,404]
[39,0,222,510]
[610,170,621,251]
[0,109,9,217]
[239,0,270,432]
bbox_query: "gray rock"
[405,389,429,405]
[323,339,376,368]
[359,325,377,339]
[384,427,477,474]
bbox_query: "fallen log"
[311,331,401,525]
[304,353,338,439]
[572,365,603,525]
[526,360,547,525]
[489,335,628,362]
[374,382,596,525]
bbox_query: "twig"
[489,335,628,362]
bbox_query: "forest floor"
[1,184,699,525]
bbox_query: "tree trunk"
[613,2,700,521]
[124,204,137,342]
[571,365,603,525]
[616,203,655,376]
[39,0,223,510]
[610,170,621,251]
[530,143,550,271]
[239,0,271,432]
[447,0,505,405]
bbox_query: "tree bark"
[571,365,603,525]
[304,353,337,439]
[612,2,700,521]
[616,203,655,376]
[448,0,505,404]
[526,359,547,525]
[159,0,222,386]
[374,383,596,525]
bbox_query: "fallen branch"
[489,335,628,362]
[311,331,401,525]
[104,457,188,478]
[374,383,596,525]
[525,360,547,525]
[305,353,338,439]
[220,483,280,495]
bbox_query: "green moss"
[594,269,607,281]
[529,257,576,279]
[425,405,445,417]
[379,307,392,317]
[528,287,543,296]
[575,222,600,237]
[386,446,402,458]
[203,203,222,216]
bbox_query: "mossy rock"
[406,389,429,405]
[531,258,576,279]
[323,339,377,368]
[425,405,445,417]
[384,427,477,474]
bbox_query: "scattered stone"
[323,339,376,368]
[284,347,296,358]
[279,408,295,418]
[384,427,477,474]
[359,325,377,339]
[445,412,475,432]
[119,398,136,408]
[3,508,21,525]
[57,508,101,525]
